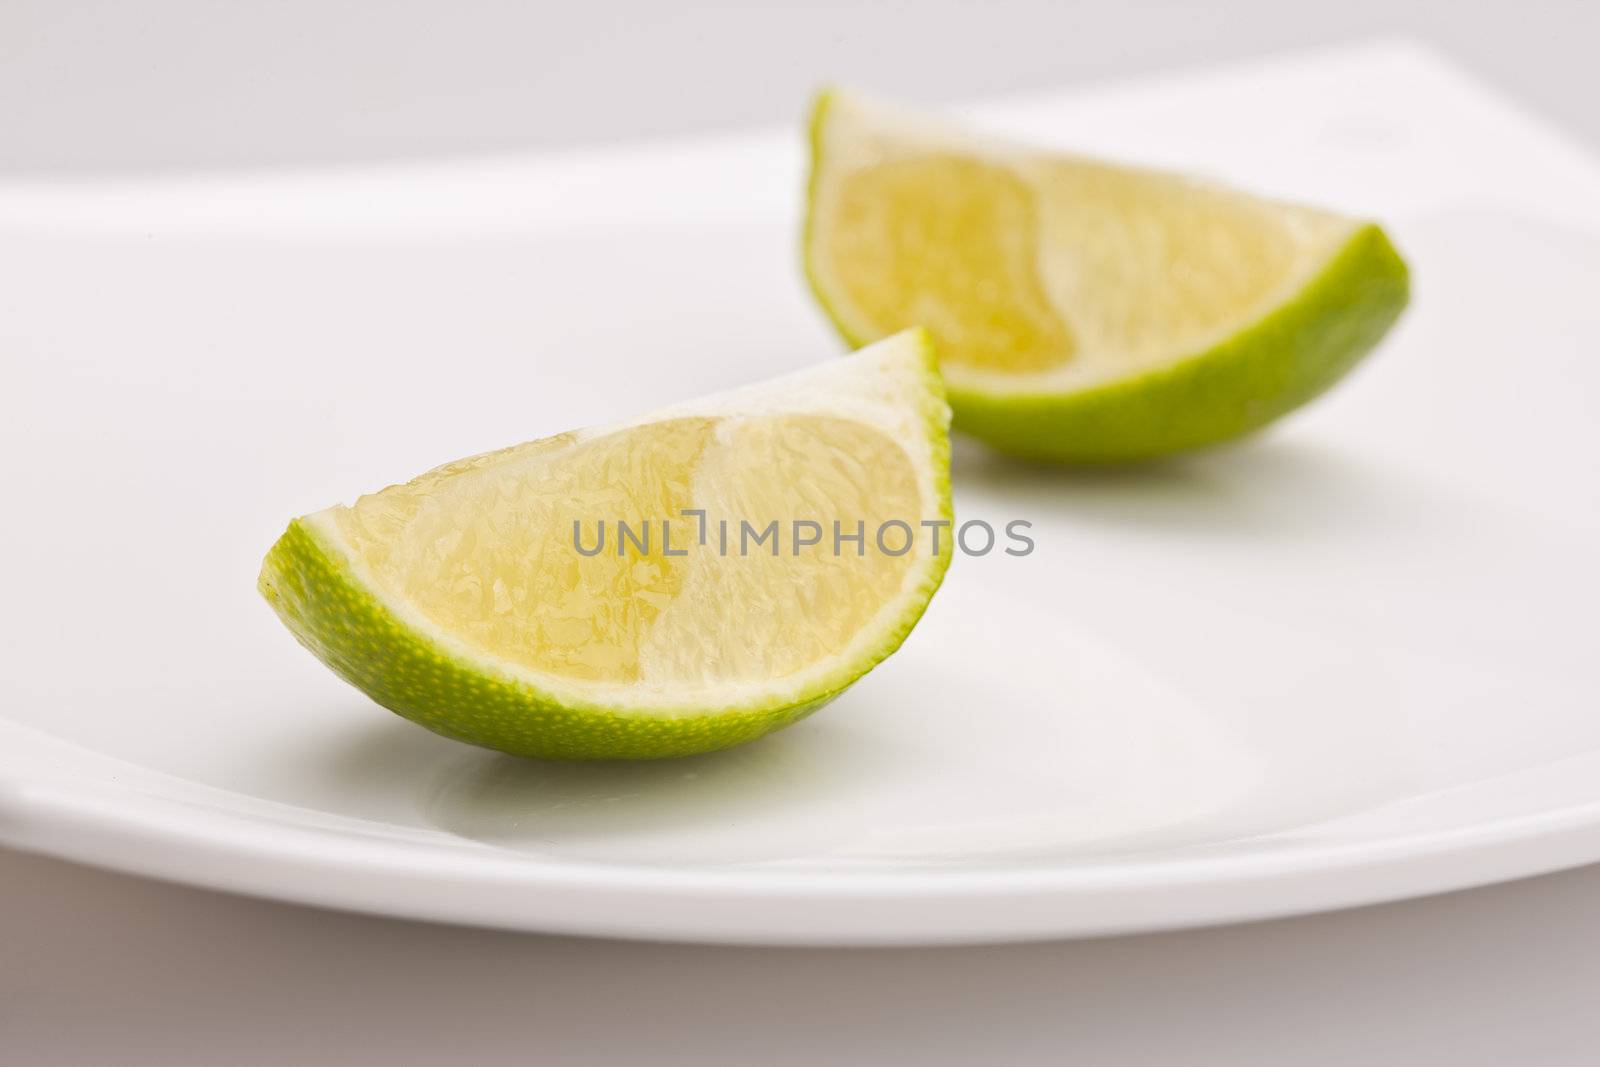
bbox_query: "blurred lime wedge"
[804,90,1410,462]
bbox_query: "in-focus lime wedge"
[804,91,1410,462]
[260,330,952,760]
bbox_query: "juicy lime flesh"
[822,155,1075,374]
[817,149,1349,382]
[332,413,921,691]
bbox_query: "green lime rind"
[259,335,953,761]
[946,223,1410,463]
[802,89,1411,463]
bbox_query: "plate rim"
[7,754,1600,944]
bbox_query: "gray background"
[1,0,1597,174]
[4,1,1600,1063]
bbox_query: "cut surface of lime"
[804,91,1410,461]
[260,330,952,759]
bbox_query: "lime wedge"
[804,91,1410,461]
[260,329,952,760]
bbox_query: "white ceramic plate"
[3,42,1598,945]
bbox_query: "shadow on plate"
[305,707,899,864]
[949,431,1464,544]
